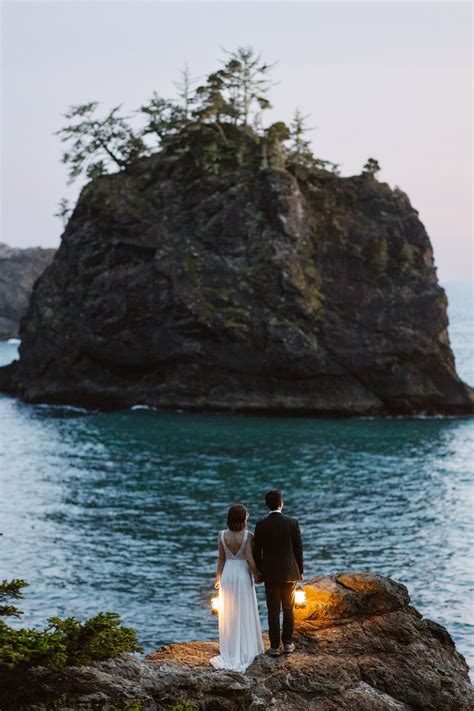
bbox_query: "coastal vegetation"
[0,569,142,672]
[55,46,350,185]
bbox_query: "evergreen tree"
[0,578,26,619]
[139,93,186,143]
[56,102,147,183]
[0,533,142,672]
[55,47,350,183]
[219,46,273,126]
[0,575,142,670]
[54,197,71,227]
[289,109,314,166]
[363,157,381,177]
[193,72,233,125]
[173,63,198,119]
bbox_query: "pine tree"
[289,109,314,166]
[193,72,233,124]
[56,102,147,183]
[173,63,198,119]
[54,198,71,227]
[0,573,142,670]
[139,93,186,143]
[54,47,349,182]
[0,578,27,619]
[218,47,273,126]
[363,157,381,177]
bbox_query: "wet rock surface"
[1,572,472,710]
[1,155,473,415]
[0,243,55,339]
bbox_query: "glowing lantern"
[294,584,306,608]
[211,591,221,615]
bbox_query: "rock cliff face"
[2,146,472,414]
[1,573,471,710]
[0,243,55,339]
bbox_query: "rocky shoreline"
[1,572,472,710]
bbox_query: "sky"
[1,1,472,283]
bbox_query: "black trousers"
[264,581,296,648]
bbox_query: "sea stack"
[1,126,472,415]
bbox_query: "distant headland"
[0,244,55,340]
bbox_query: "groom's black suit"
[253,512,303,649]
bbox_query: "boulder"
[0,572,471,710]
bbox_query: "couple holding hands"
[210,489,304,672]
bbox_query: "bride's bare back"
[222,528,249,556]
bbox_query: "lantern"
[211,591,221,615]
[294,584,306,608]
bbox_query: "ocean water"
[0,282,472,667]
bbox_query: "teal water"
[0,282,473,666]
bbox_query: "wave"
[7,338,20,344]
[130,405,185,413]
[358,414,460,420]
[34,403,95,415]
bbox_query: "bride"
[210,504,264,672]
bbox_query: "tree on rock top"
[218,46,274,126]
[55,47,343,186]
[363,157,381,177]
[56,102,146,183]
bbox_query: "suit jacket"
[253,512,303,583]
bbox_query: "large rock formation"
[0,243,55,339]
[1,572,471,710]
[1,136,472,414]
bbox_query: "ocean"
[0,281,472,666]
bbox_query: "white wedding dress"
[210,529,264,672]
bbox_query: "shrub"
[0,577,143,671]
[48,612,143,667]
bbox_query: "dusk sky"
[1,1,472,283]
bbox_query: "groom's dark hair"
[265,489,283,510]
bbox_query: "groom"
[253,489,304,656]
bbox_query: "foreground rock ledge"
[1,572,472,710]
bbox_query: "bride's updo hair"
[227,504,248,531]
